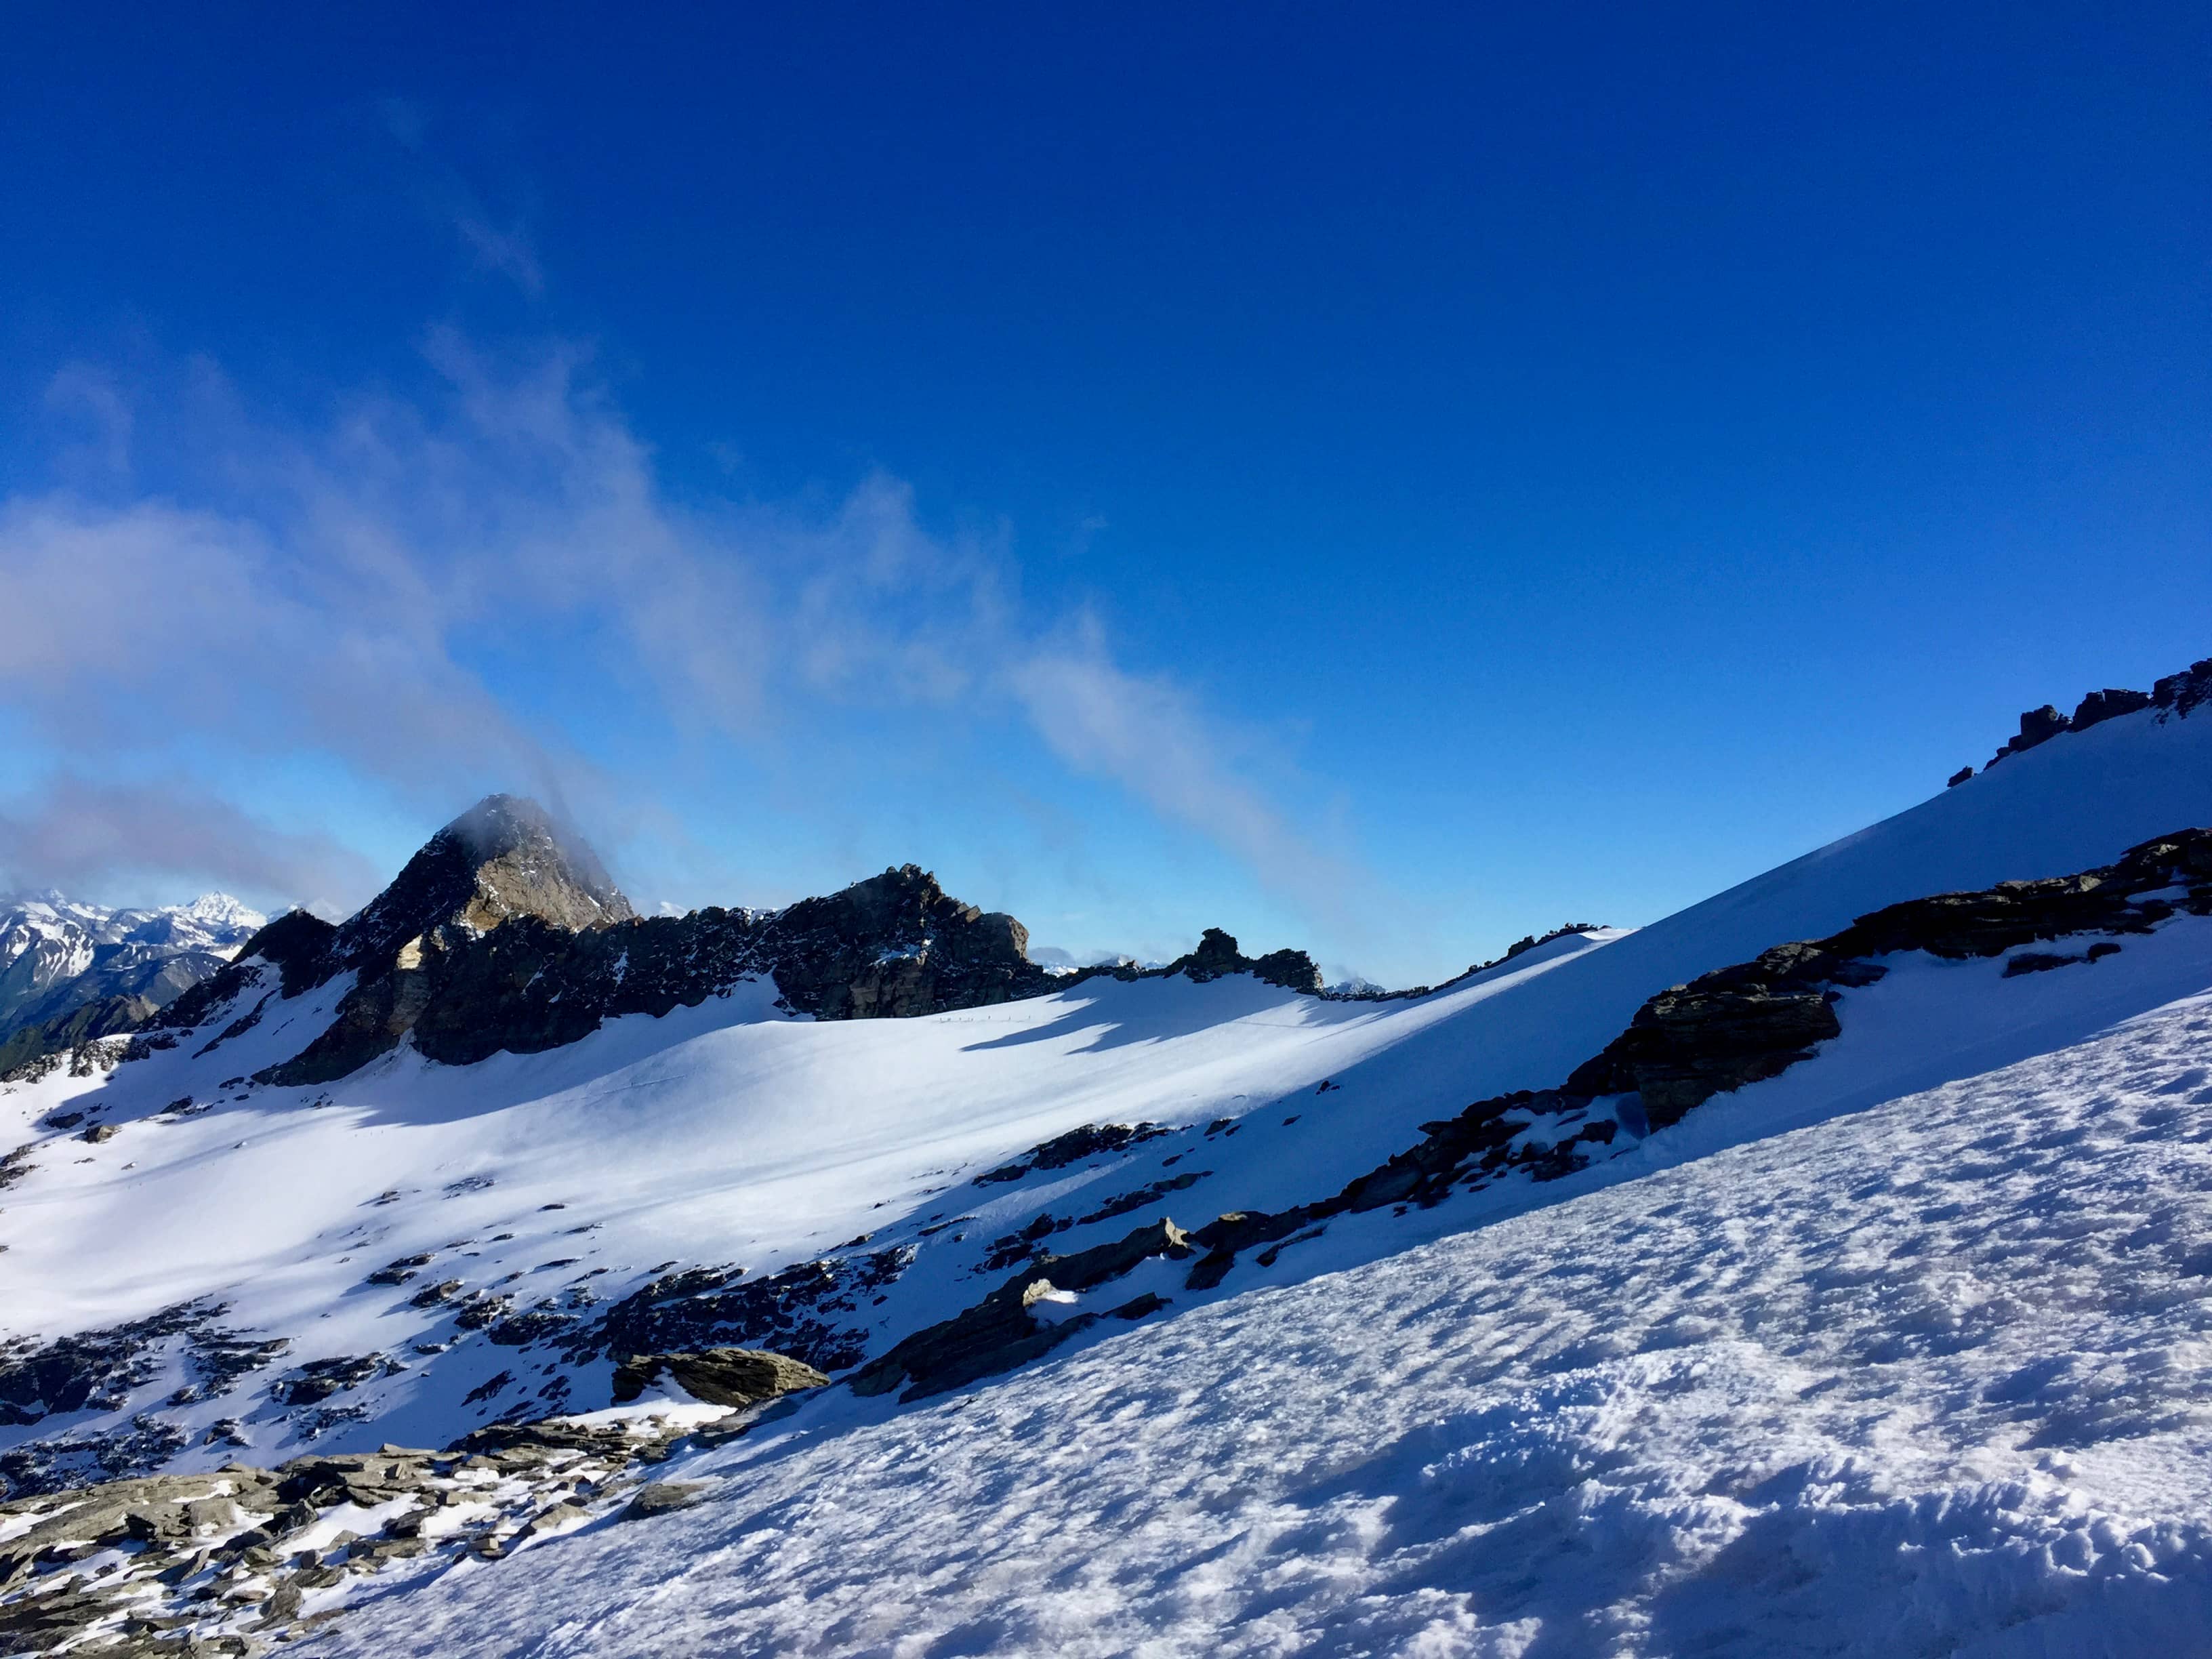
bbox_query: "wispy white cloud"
[377,100,545,297]
[0,340,1366,931]
[1012,621,1366,926]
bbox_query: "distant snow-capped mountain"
[0,890,266,1054]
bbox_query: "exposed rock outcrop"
[118,794,1346,1085]
[1988,703,2071,767]
[248,830,1086,1084]
[1969,653,2211,779]
[767,865,1043,1017]
[849,1219,1189,1400]
[972,1122,1173,1186]
[1080,926,1326,996]
[609,1347,829,1408]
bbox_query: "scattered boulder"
[619,1481,710,1522]
[367,1251,436,1286]
[609,1347,829,1409]
[269,1354,389,1408]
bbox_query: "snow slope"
[317,980,2212,1659]
[0,697,2208,1486]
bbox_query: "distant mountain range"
[0,892,264,1072]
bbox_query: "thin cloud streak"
[0,778,380,918]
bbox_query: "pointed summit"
[330,794,634,977]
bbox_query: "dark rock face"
[237,909,340,996]
[1568,985,1843,1129]
[2072,687,2154,731]
[257,853,1079,1084]
[1988,703,2072,768]
[1170,928,1325,994]
[1968,653,2209,781]
[1948,765,1974,788]
[1080,926,1326,996]
[849,1220,1188,1401]
[1176,927,1246,982]
[767,865,1044,1019]
[251,797,648,1084]
[609,1347,829,1408]
[2154,657,2212,719]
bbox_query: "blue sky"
[1,2,2205,983]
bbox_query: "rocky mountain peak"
[767,865,1034,1019]
[785,865,1029,962]
[331,794,634,978]
[1164,927,1324,994]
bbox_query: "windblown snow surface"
[320,983,2212,1659]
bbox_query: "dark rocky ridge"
[120,794,1340,1086]
[1951,654,2211,782]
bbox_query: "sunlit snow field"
[318,986,2212,1658]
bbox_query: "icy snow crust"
[318,986,2212,1658]
[0,699,2209,1481]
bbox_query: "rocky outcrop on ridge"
[1950,653,2212,782]
[1080,926,1326,996]
[263,862,1064,1083]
